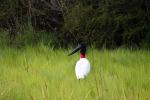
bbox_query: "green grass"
[0,45,150,100]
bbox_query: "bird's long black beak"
[68,44,81,56]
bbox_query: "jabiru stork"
[68,43,90,79]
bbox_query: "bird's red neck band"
[80,53,85,58]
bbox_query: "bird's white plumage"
[75,58,90,79]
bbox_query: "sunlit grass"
[0,45,150,100]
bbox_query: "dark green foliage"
[61,0,150,48]
[0,0,63,48]
[0,0,150,48]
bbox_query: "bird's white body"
[75,58,90,79]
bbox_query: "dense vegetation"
[0,1,150,99]
[0,0,150,48]
[0,45,150,99]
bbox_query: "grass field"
[0,45,150,100]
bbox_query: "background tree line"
[0,0,150,48]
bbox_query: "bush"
[59,0,150,49]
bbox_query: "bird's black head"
[68,42,86,56]
[80,43,86,55]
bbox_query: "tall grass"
[0,44,150,100]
